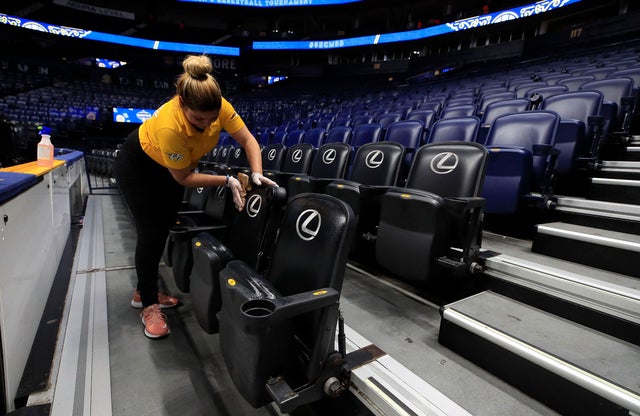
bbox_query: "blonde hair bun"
[182,55,213,81]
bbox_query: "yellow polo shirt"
[139,95,245,169]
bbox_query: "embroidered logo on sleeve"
[167,152,184,161]
[230,112,238,120]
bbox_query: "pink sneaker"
[140,304,170,339]
[131,290,178,309]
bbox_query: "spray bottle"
[36,126,54,167]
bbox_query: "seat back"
[439,104,477,119]
[406,141,488,197]
[261,143,287,171]
[427,116,480,143]
[377,112,402,130]
[350,123,382,148]
[324,126,352,144]
[302,127,326,147]
[557,75,596,91]
[308,142,351,178]
[541,91,603,172]
[280,143,314,174]
[283,129,305,147]
[525,85,568,100]
[348,141,405,186]
[482,111,559,214]
[580,77,633,124]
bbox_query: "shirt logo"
[322,148,336,164]
[365,150,384,169]
[430,152,459,174]
[296,209,321,241]
[167,152,184,161]
[246,194,262,218]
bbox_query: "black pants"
[114,128,184,307]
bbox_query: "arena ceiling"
[2,0,530,47]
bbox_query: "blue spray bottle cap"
[40,126,51,135]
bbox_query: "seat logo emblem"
[234,148,241,158]
[268,149,277,160]
[291,149,303,163]
[296,209,321,241]
[365,150,384,169]
[246,194,262,218]
[196,187,204,193]
[221,148,228,157]
[216,186,226,199]
[322,149,336,164]
[430,152,458,174]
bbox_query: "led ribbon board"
[0,14,240,56]
[177,0,362,6]
[252,0,582,50]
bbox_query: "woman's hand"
[251,172,278,187]
[226,175,246,211]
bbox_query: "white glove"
[226,175,245,211]
[251,172,279,187]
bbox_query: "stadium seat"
[324,125,352,144]
[218,193,355,411]
[482,111,560,214]
[427,116,480,143]
[374,142,488,283]
[540,90,604,172]
[287,142,351,199]
[324,141,405,254]
[557,75,596,91]
[264,143,315,190]
[580,77,634,131]
[439,104,477,119]
[283,129,305,147]
[384,120,425,175]
[302,127,326,147]
[349,122,382,149]
[189,184,287,333]
[477,98,530,144]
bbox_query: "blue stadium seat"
[440,104,477,119]
[427,116,480,143]
[477,98,531,144]
[482,111,560,214]
[324,125,352,144]
[302,127,326,147]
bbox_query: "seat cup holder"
[169,226,191,241]
[241,299,276,318]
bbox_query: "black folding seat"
[482,111,560,214]
[427,116,480,143]
[540,90,604,173]
[287,142,351,199]
[261,143,287,173]
[217,193,356,411]
[164,171,235,292]
[264,143,315,191]
[324,141,405,254]
[439,104,477,119]
[477,98,530,144]
[374,142,488,283]
[190,183,287,333]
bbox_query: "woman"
[114,54,277,339]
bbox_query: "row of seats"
[162,138,490,411]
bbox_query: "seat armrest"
[169,224,227,241]
[240,288,340,329]
[444,196,485,211]
[532,144,560,157]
